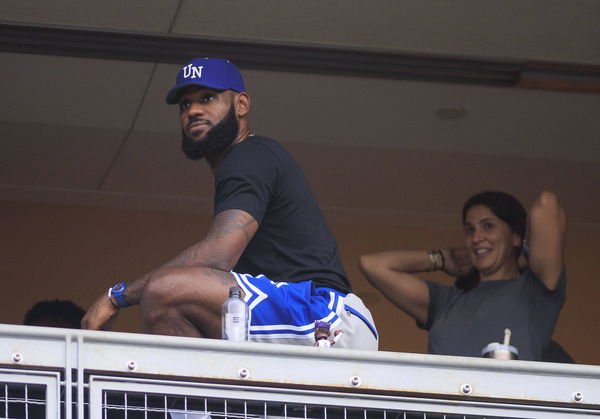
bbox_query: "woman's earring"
[520,239,530,261]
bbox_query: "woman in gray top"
[359,191,566,361]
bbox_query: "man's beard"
[181,105,239,160]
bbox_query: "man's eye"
[202,95,215,103]
[180,101,190,110]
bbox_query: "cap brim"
[165,85,186,105]
[165,81,240,104]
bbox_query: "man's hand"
[442,247,474,277]
[81,293,120,330]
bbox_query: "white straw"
[503,328,511,346]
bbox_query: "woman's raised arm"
[527,191,567,291]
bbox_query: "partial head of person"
[164,58,251,161]
[458,191,527,287]
[24,299,86,329]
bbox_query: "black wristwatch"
[108,282,130,308]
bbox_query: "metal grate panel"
[0,382,47,418]
[99,389,513,419]
[89,376,599,419]
[0,369,60,419]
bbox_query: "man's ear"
[235,92,250,117]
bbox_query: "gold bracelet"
[427,249,436,272]
[427,249,443,272]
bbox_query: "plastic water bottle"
[221,286,249,341]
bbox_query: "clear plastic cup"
[481,342,519,360]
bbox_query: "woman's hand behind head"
[442,247,475,277]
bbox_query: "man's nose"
[188,102,206,115]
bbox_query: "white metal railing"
[0,323,599,418]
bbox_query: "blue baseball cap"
[165,58,246,104]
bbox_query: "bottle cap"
[314,320,331,329]
[229,286,241,297]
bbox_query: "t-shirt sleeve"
[214,142,278,224]
[417,280,452,331]
[531,267,567,307]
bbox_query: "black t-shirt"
[214,135,351,294]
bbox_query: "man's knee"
[142,269,180,310]
[140,267,231,336]
[141,267,236,314]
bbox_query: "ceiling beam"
[1,21,599,93]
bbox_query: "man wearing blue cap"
[82,58,378,350]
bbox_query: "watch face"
[112,283,125,293]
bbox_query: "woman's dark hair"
[456,191,527,291]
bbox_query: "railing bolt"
[350,376,361,387]
[573,392,583,402]
[460,383,472,395]
[238,368,250,379]
[126,361,137,371]
[11,353,23,363]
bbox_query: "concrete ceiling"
[1,0,600,227]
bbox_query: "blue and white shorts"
[232,272,378,350]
